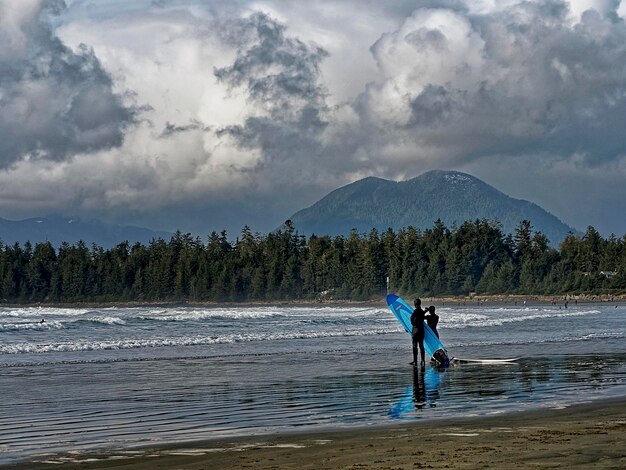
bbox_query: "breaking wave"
[0,321,64,332]
[0,326,398,354]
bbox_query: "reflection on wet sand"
[389,366,446,417]
[1,353,624,465]
[387,355,626,419]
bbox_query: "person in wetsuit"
[410,298,426,366]
[425,305,439,338]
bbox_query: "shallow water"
[0,302,625,464]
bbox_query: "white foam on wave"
[139,308,288,322]
[284,306,383,316]
[0,326,400,354]
[87,316,126,326]
[0,307,92,317]
[578,331,625,340]
[0,304,387,325]
[0,320,65,332]
[440,309,598,329]
[446,330,626,348]
[0,315,125,328]
[135,306,385,322]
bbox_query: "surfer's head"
[428,305,435,313]
[414,298,421,307]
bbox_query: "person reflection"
[388,366,446,418]
[412,365,427,409]
[415,365,445,409]
[425,366,444,405]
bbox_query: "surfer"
[425,305,439,338]
[410,298,426,366]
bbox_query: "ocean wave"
[440,310,598,329]
[138,309,288,322]
[577,331,626,340]
[0,307,92,317]
[446,330,626,348]
[0,316,126,329]
[0,326,400,354]
[133,306,387,322]
[0,305,393,324]
[0,320,65,332]
[85,316,127,326]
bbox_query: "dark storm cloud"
[214,13,328,116]
[408,85,458,127]
[393,1,626,164]
[0,0,135,167]
[213,12,330,175]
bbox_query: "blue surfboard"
[386,294,450,365]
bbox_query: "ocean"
[1,300,625,465]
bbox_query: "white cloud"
[568,0,619,19]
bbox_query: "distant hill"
[288,170,578,245]
[0,215,172,248]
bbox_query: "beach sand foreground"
[6,398,625,470]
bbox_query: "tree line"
[1,219,624,303]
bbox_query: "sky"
[1,0,626,237]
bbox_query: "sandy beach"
[5,398,624,469]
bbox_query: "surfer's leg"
[411,334,418,365]
[418,334,425,365]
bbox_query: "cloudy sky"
[1,0,626,237]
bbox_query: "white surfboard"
[450,357,521,364]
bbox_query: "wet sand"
[7,398,625,469]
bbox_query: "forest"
[0,219,624,303]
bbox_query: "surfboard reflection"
[388,366,446,418]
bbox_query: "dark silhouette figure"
[425,305,439,338]
[410,298,426,366]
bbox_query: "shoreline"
[2,293,625,309]
[5,397,625,469]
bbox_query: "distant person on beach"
[410,298,426,366]
[425,305,439,338]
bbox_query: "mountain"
[288,170,578,245]
[0,215,172,248]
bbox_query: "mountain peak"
[438,170,473,183]
[289,170,577,245]
[421,169,472,179]
[412,170,480,186]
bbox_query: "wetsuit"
[410,306,426,365]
